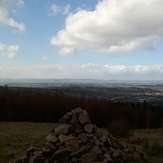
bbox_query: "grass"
[127,129,163,163]
[0,122,57,163]
[0,122,163,163]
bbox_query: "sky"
[1,0,163,80]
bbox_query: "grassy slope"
[0,122,163,163]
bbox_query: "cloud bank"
[1,64,163,80]
[51,0,163,54]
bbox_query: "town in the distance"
[1,78,163,106]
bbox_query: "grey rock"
[112,149,121,158]
[65,138,80,151]
[78,134,88,144]
[80,152,97,163]
[91,146,102,155]
[27,145,39,153]
[75,107,83,114]
[41,147,51,157]
[45,141,56,151]
[70,145,90,158]
[132,152,142,161]
[103,153,113,162]
[84,124,94,133]
[123,147,130,153]
[49,148,70,162]
[58,134,67,143]
[58,134,77,143]
[34,151,43,157]
[55,124,73,135]
[45,133,58,143]
[78,113,91,125]
[101,146,108,152]
[70,118,78,125]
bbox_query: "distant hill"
[0,78,163,87]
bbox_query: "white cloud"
[51,0,163,53]
[58,47,77,56]
[63,4,71,15]
[41,57,49,60]
[1,64,163,80]
[49,4,71,16]
[0,43,19,59]
[0,0,25,31]
[49,4,61,15]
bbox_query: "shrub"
[143,139,163,156]
[108,119,130,138]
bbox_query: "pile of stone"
[12,107,148,163]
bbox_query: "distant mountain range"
[0,78,163,86]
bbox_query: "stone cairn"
[12,107,148,163]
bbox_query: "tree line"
[0,85,162,129]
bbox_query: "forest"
[0,85,163,130]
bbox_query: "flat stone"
[41,147,51,157]
[112,149,121,158]
[106,138,112,147]
[99,136,107,142]
[132,152,142,161]
[49,148,70,162]
[70,145,90,158]
[78,113,91,125]
[65,138,80,151]
[34,150,43,157]
[91,146,102,155]
[123,147,130,153]
[75,107,83,114]
[129,147,135,154]
[55,124,73,135]
[101,146,108,152]
[45,141,56,151]
[58,134,67,143]
[27,145,39,153]
[66,112,72,116]
[59,116,67,124]
[58,134,77,143]
[112,142,120,149]
[84,124,94,133]
[95,140,104,146]
[80,152,97,163]
[55,142,62,147]
[70,118,78,125]
[78,134,88,144]
[103,153,113,162]
[45,133,58,143]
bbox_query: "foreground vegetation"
[0,122,163,163]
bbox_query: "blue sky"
[1,0,163,80]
